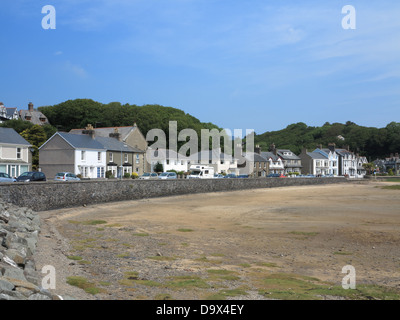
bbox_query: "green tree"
[20,125,47,170]
[154,162,163,173]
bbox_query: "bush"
[105,170,113,179]
[131,172,139,179]
[123,172,131,179]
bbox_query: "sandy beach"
[35,180,400,300]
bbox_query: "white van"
[188,165,214,179]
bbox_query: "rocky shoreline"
[0,199,61,300]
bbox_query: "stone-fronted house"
[19,102,50,126]
[378,153,400,175]
[0,127,32,178]
[70,124,147,175]
[260,144,285,174]
[276,149,302,174]
[299,149,329,176]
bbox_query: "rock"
[0,277,15,292]
[0,198,63,300]
[28,293,52,300]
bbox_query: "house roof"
[6,108,17,118]
[260,151,280,161]
[277,149,301,160]
[306,152,328,160]
[96,136,142,153]
[19,109,49,125]
[0,127,31,146]
[57,132,106,150]
[70,126,135,140]
[243,152,268,162]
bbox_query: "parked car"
[224,173,237,178]
[16,171,46,182]
[158,172,177,179]
[0,172,15,183]
[139,172,159,180]
[237,174,249,178]
[267,173,286,178]
[213,174,225,179]
[54,172,81,182]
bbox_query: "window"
[81,151,86,161]
[124,153,128,163]
[98,152,102,162]
[109,153,113,162]
[136,154,140,164]
[16,148,21,159]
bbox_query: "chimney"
[316,144,322,150]
[109,127,122,141]
[28,102,34,112]
[82,124,95,139]
[328,143,336,152]
[269,143,277,155]
[254,145,261,154]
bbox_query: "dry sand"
[35,180,400,300]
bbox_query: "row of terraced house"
[1,125,369,180]
[0,102,369,179]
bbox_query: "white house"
[147,148,189,173]
[313,147,339,176]
[39,132,107,179]
[0,127,32,178]
[190,149,239,175]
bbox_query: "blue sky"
[1,0,400,134]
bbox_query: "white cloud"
[64,61,88,78]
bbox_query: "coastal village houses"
[69,124,147,175]
[0,127,32,178]
[260,144,285,175]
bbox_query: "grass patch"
[381,185,400,190]
[132,232,149,237]
[256,262,278,268]
[166,276,210,290]
[290,231,319,237]
[255,272,400,300]
[177,228,194,232]
[66,276,104,295]
[239,263,252,268]
[333,251,353,255]
[68,220,108,226]
[194,256,223,265]
[66,255,83,261]
[206,269,241,281]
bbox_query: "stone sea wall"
[0,200,60,300]
[0,177,349,212]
